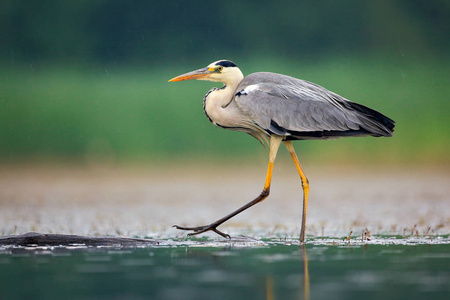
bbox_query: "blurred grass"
[1,56,449,166]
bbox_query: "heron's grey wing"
[234,72,394,139]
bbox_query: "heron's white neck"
[203,68,244,128]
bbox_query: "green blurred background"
[1,0,449,167]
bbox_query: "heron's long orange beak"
[168,67,213,82]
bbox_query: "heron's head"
[169,60,244,86]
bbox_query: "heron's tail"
[347,102,395,137]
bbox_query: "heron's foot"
[173,224,231,239]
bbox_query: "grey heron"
[169,60,395,242]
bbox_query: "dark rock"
[0,232,159,247]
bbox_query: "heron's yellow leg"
[284,141,309,243]
[264,136,283,190]
[173,136,283,238]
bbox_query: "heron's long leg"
[283,141,309,243]
[173,136,283,238]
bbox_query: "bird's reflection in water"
[301,245,310,300]
[265,245,310,300]
[266,275,274,300]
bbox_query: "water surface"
[1,240,449,300]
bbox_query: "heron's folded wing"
[234,72,394,138]
[235,81,354,133]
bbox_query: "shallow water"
[0,166,449,299]
[1,239,449,300]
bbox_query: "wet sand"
[1,163,448,240]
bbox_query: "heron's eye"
[217,66,223,72]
